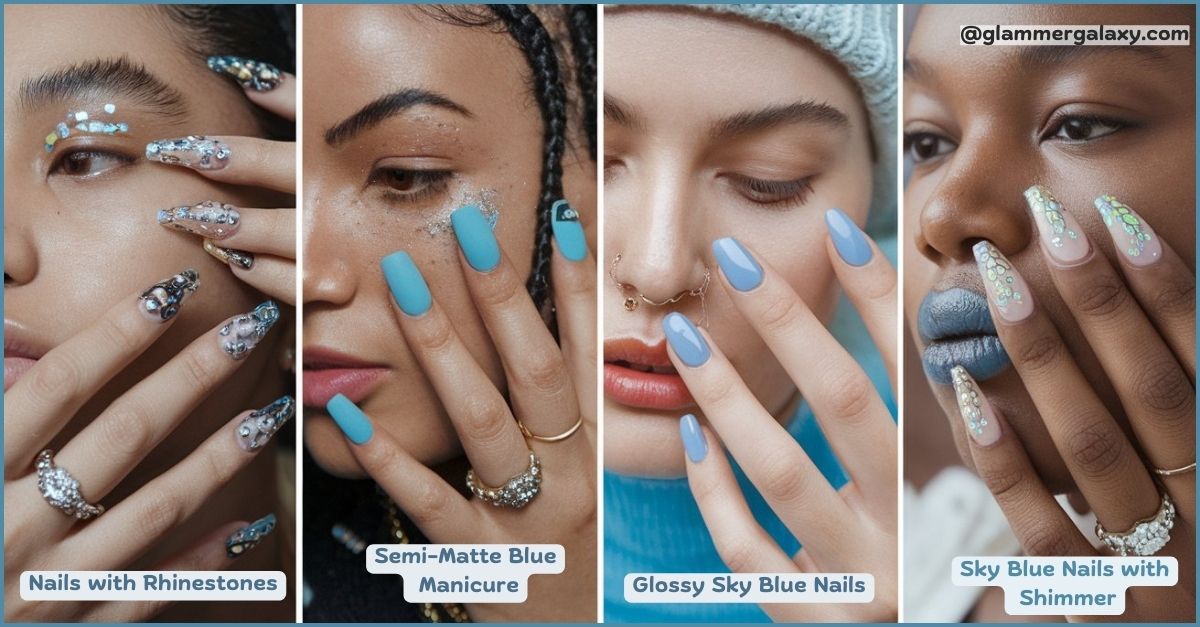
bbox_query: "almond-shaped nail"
[1094,194,1162,266]
[226,513,276,558]
[146,136,230,170]
[138,269,200,322]
[235,396,294,451]
[1024,185,1089,264]
[951,366,1001,446]
[158,201,241,240]
[973,240,1033,322]
[203,239,254,269]
[207,55,282,92]
[218,300,280,360]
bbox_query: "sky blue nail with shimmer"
[679,414,707,463]
[550,200,587,261]
[712,237,763,291]
[451,204,500,272]
[825,208,873,266]
[326,394,373,445]
[381,251,431,316]
[663,312,710,367]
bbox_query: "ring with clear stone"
[35,450,105,520]
[465,451,542,508]
[1095,493,1175,556]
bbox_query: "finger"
[549,201,598,431]
[324,394,479,542]
[379,251,531,486]
[206,56,295,122]
[145,136,294,193]
[662,312,855,565]
[3,270,199,476]
[711,237,896,503]
[823,208,899,392]
[244,73,296,122]
[231,255,296,306]
[973,240,1160,533]
[158,202,295,258]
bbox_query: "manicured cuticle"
[236,396,294,451]
[138,269,200,322]
[679,414,708,463]
[207,56,283,92]
[203,239,254,269]
[44,104,129,153]
[381,251,432,316]
[972,240,1033,322]
[218,300,280,360]
[1023,185,1088,264]
[550,199,587,261]
[662,312,710,367]
[326,394,374,445]
[451,204,501,272]
[712,237,763,292]
[824,208,873,266]
[146,136,230,170]
[950,366,1001,447]
[1094,194,1162,266]
[226,513,276,558]
[158,201,241,240]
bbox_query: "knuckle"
[458,398,512,447]
[136,494,185,538]
[1153,278,1195,319]
[1020,523,1075,557]
[414,313,456,355]
[409,482,452,527]
[97,314,143,355]
[1014,334,1064,374]
[1065,424,1125,480]
[515,352,568,396]
[98,403,155,460]
[701,373,739,409]
[980,463,1027,506]
[1073,275,1130,321]
[199,447,236,487]
[713,537,758,573]
[27,354,82,403]
[474,267,523,309]
[757,291,804,334]
[1134,359,1193,421]
[822,367,875,423]
[758,450,813,504]
[180,349,221,391]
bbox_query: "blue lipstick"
[918,288,1010,385]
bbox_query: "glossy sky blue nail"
[679,414,707,463]
[326,394,373,445]
[825,208,872,266]
[381,251,431,316]
[712,237,763,291]
[451,204,500,272]
[663,312,709,367]
[550,200,587,262]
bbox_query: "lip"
[302,346,388,407]
[5,320,47,392]
[918,288,1010,385]
[604,338,694,410]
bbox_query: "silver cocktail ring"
[36,450,105,520]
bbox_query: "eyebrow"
[604,95,644,131]
[18,56,187,119]
[710,101,849,139]
[324,89,473,146]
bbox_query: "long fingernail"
[138,269,200,322]
[207,55,282,92]
[973,241,1033,322]
[146,136,230,170]
[712,237,763,292]
[226,513,276,558]
[326,394,374,445]
[679,414,708,462]
[1024,185,1089,264]
[218,300,280,360]
[1094,194,1162,266]
[951,366,1001,447]
[825,208,873,266]
[451,204,500,272]
[236,396,294,451]
[203,239,254,269]
[158,201,241,240]
[550,200,587,262]
[663,312,709,367]
[381,251,432,316]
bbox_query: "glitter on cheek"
[422,187,501,237]
[43,104,129,152]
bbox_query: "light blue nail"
[663,312,709,367]
[451,204,500,272]
[679,414,707,463]
[712,237,763,291]
[381,251,431,316]
[825,208,873,266]
[550,200,587,261]
[326,394,374,445]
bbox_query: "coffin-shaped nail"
[158,201,241,240]
[218,300,280,360]
[951,366,1002,447]
[138,269,200,322]
[146,136,230,170]
[973,240,1033,322]
[1095,194,1162,266]
[207,55,283,92]
[1024,185,1089,264]
[235,396,294,451]
[226,513,276,558]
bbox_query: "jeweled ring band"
[1154,461,1196,477]
[465,451,542,508]
[1094,493,1175,556]
[518,416,583,443]
[36,450,105,520]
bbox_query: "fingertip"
[824,207,873,267]
[679,413,708,463]
[326,394,374,445]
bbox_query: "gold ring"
[1154,461,1196,477]
[517,416,583,443]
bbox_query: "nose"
[302,193,358,307]
[4,220,37,287]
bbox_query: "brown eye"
[905,133,955,164]
[367,168,452,204]
[1052,116,1122,142]
[51,150,131,177]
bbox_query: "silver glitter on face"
[424,188,500,237]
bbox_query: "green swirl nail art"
[973,241,1022,308]
[1024,185,1078,248]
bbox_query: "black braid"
[566,5,597,158]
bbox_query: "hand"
[3,272,290,621]
[325,204,597,621]
[958,189,1194,621]
[667,217,898,621]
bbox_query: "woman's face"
[302,5,595,478]
[4,5,285,487]
[904,5,1196,492]
[604,9,873,477]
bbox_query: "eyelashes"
[725,173,815,209]
[904,113,1134,166]
[48,146,137,179]
[366,167,453,205]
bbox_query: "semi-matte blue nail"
[663,312,710,367]
[550,200,587,261]
[679,414,707,463]
[451,204,500,272]
[326,394,374,445]
[381,251,431,316]
[712,237,763,291]
[825,208,873,266]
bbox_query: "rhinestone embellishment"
[465,451,542,508]
[951,366,987,437]
[36,450,105,520]
[1096,493,1175,556]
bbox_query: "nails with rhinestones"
[235,396,294,451]
[950,366,1002,447]
[158,201,241,240]
[138,269,200,323]
[1024,185,1090,265]
[207,56,283,92]
[973,240,1033,323]
[226,513,276,558]
[218,300,280,360]
[1094,194,1162,266]
[146,136,230,170]
[203,239,254,270]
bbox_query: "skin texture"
[604,8,873,477]
[3,5,291,622]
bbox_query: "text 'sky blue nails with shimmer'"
[824,208,873,266]
[381,251,432,316]
[663,312,710,367]
[679,414,708,463]
[550,200,587,261]
[712,237,763,292]
[326,394,374,445]
[451,204,501,272]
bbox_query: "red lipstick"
[603,338,694,410]
[302,347,388,408]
